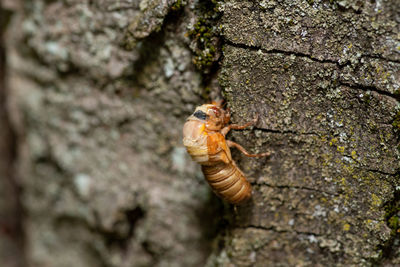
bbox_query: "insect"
[182,102,270,204]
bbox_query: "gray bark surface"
[213,1,399,266]
[1,0,399,267]
[0,1,25,266]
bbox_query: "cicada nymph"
[182,102,270,204]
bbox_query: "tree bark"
[2,0,399,266]
[0,1,25,266]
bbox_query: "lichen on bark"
[206,0,400,266]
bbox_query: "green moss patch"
[186,0,222,73]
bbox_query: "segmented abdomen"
[201,162,252,204]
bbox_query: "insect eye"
[193,110,207,120]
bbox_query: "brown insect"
[183,102,270,204]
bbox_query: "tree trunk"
[2,0,399,266]
[0,1,25,267]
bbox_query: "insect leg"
[221,115,259,136]
[226,140,270,157]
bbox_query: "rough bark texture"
[1,0,400,267]
[211,1,400,266]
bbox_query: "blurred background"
[1,0,225,266]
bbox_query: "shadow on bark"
[0,3,26,267]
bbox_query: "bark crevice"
[252,182,340,197]
[237,225,323,237]
[225,39,399,101]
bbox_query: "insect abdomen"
[201,163,252,204]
